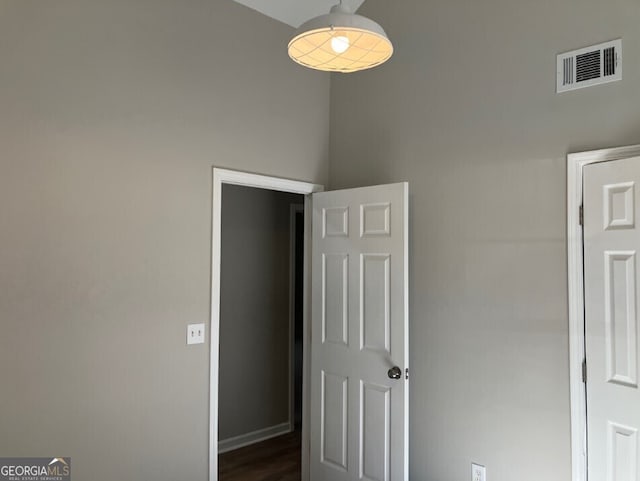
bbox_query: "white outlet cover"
[187,323,205,345]
[472,463,486,481]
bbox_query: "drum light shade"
[288,3,393,73]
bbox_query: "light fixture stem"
[330,1,350,14]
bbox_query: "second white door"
[584,156,640,481]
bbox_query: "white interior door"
[584,156,640,481]
[310,182,409,481]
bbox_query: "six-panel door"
[584,157,640,481]
[310,183,409,481]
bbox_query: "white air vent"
[557,39,622,93]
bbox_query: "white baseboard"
[218,422,292,454]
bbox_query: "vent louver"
[557,39,622,93]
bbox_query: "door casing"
[210,167,323,481]
[567,144,640,481]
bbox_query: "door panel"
[360,381,390,481]
[321,371,349,471]
[361,253,391,353]
[311,183,408,481]
[584,157,640,481]
[323,253,349,346]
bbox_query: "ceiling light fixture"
[288,1,393,73]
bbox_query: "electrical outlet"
[187,323,205,345]
[472,463,486,481]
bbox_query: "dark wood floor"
[219,431,301,481]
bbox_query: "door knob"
[387,366,402,380]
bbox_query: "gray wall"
[3,0,640,479]
[329,0,640,480]
[219,184,301,440]
[0,1,329,480]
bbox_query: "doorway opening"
[210,170,411,481]
[209,168,323,481]
[217,184,303,480]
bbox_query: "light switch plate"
[472,463,486,481]
[187,323,205,345]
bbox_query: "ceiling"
[233,0,367,28]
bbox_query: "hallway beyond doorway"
[219,431,301,481]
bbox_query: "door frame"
[209,168,323,481]
[567,143,640,481]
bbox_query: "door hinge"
[579,204,584,226]
[582,359,587,383]
[405,368,409,380]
